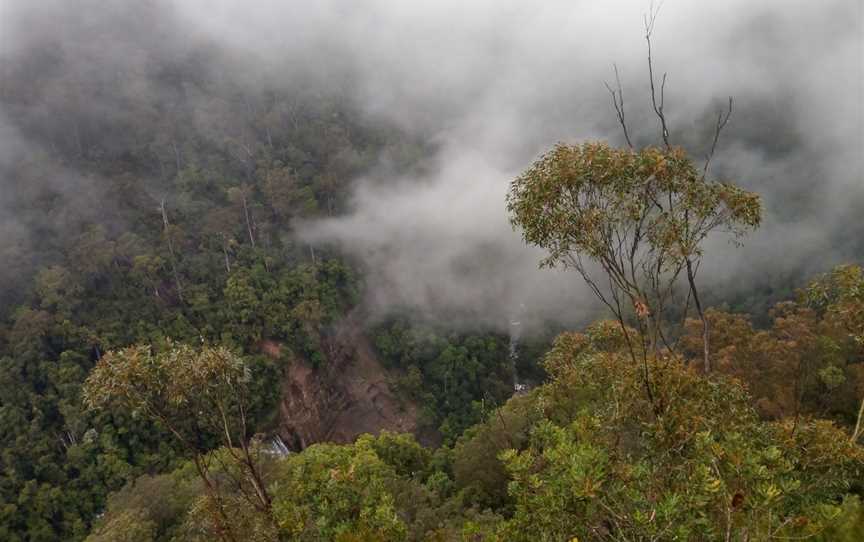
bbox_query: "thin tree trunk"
[224,400,273,513]
[221,234,231,273]
[192,455,237,542]
[686,258,710,372]
[242,195,256,247]
[241,445,272,511]
[160,198,184,303]
[852,397,864,444]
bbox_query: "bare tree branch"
[703,96,734,177]
[645,2,671,148]
[604,64,634,148]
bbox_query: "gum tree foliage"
[85,452,285,542]
[270,437,410,541]
[508,9,762,407]
[79,316,864,541]
[495,324,864,541]
[803,264,864,443]
[86,432,447,542]
[507,142,761,405]
[374,321,514,443]
[0,8,414,536]
[681,265,864,440]
[805,264,864,345]
[84,472,202,542]
[83,343,274,542]
[679,263,864,431]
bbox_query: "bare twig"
[703,97,734,177]
[645,2,671,148]
[604,64,634,148]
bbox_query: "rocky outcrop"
[273,316,421,451]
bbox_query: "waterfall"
[269,435,291,457]
[510,304,527,393]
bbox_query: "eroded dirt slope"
[271,313,424,450]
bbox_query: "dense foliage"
[373,321,516,443]
[1,5,861,540]
[0,14,425,538]
[507,142,762,375]
[83,318,864,541]
[680,266,864,428]
[0,17,540,537]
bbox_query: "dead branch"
[703,96,734,177]
[644,2,671,148]
[604,64,634,148]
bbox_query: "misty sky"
[2,0,862,330]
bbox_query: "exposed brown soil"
[271,313,424,451]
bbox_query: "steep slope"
[276,313,424,450]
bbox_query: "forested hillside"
[1,0,862,540]
[0,4,538,538]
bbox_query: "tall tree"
[507,9,762,401]
[83,342,274,541]
[507,142,760,406]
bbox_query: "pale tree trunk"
[241,194,255,247]
[160,198,184,303]
[221,233,231,273]
[852,397,864,444]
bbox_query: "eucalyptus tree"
[508,143,760,403]
[506,8,762,406]
[83,342,273,542]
